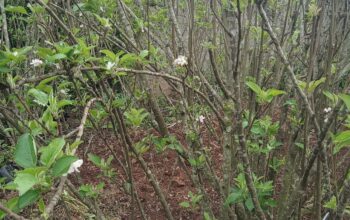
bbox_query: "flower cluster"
[324,107,332,123]
[196,115,205,124]
[173,55,188,67]
[30,59,43,67]
[63,159,83,176]
[106,61,115,70]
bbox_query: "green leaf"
[334,130,350,143]
[13,167,46,195]
[38,198,46,215]
[57,100,74,109]
[18,189,40,209]
[333,130,350,154]
[47,53,67,62]
[323,91,338,104]
[339,94,350,111]
[0,197,19,219]
[179,201,190,208]
[246,81,263,95]
[5,6,28,14]
[139,50,149,58]
[204,212,213,220]
[124,108,149,127]
[14,173,39,195]
[88,153,101,166]
[324,196,337,210]
[101,49,116,60]
[40,138,65,167]
[0,65,11,73]
[51,156,78,177]
[14,133,37,168]
[266,89,285,102]
[309,77,326,93]
[28,88,48,106]
[298,77,326,93]
[245,197,254,211]
[225,190,243,206]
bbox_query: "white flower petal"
[173,55,188,67]
[66,159,84,175]
[106,62,115,70]
[30,59,43,67]
[196,115,205,124]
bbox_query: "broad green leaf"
[5,6,28,14]
[16,46,33,56]
[14,173,39,195]
[203,212,213,220]
[0,65,11,73]
[266,89,285,102]
[47,53,67,62]
[309,77,326,92]
[323,91,338,104]
[324,196,337,210]
[339,94,350,110]
[333,130,350,154]
[40,138,65,167]
[28,88,48,106]
[246,81,263,95]
[139,50,149,58]
[18,189,40,209]
[225,190,243,206]
[124,108,149,126]
[298,77,326,93]
[179,201,190,208]
[245,197,254,211]
[334,130,350,143]
[14,133,37,168]
[38,198,46,215]
[57,100,74,109]
[101,49,116,60]
[88,153,101,166]
[0,197,19,219]
[51,156,78,177]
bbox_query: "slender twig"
[0,202,28,220]
[0,0,10,48]
[81,67,225,125]
[209,0,233,38]
[15,72,65,88]
[42,98,100,219]
[256,2,321,135]
[35,0,78,44]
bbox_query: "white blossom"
[79,12,83,17]
[106,61,115,70]
[30,59,43,67]
[173,55,188,67]
[80,24,84,28]
[59,89,67,95]
[13,51,18,56]
[63,159,83,176]
[324,117,329,123]
[324,107,332,113]
[196,115,205,124]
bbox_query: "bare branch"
[0,202,28,220]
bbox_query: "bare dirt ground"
[2,116,350,219]
[71,122,223,220]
